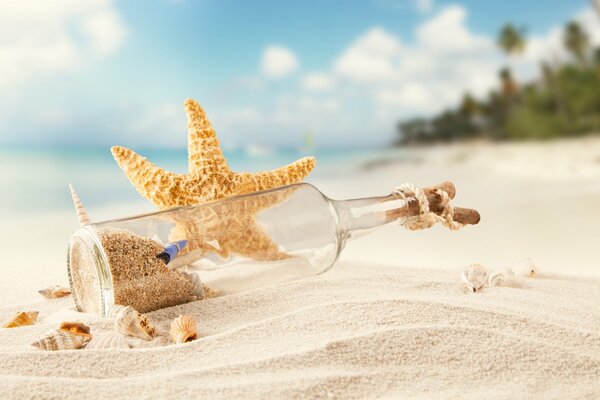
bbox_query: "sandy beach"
[1,137,600,399]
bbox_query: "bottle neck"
[332,192,419,245]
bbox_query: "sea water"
[0,145,398,214]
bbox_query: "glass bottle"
[67,182,477,317]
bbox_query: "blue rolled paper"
[156,239,188,265]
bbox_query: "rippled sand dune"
[1,262,599,399]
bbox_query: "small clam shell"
[512,258,538,278]
[170,315,198,344]
[488,268,515,287]
[31,329,90,351]
[461,264,488,293]
[59,321,91,340]
[114,306,156,341]
[86,332,130,350]
[38,286,71,299]
[2,311,39,328]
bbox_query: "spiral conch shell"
[31,322,91,351]
[461,264,488,293]
[69,184,91,226]
[2,311,39,328]
[86,332,130,350]
[114,306,156,341]
[170,315,198,344]
[38,285,71,299]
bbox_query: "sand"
[0,262,599,399]
[1,137,600,398]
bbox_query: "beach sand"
[1,137,600,398]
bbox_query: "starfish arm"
[111,146,184,209]
[237,156,316,194]
[224,222,291,261]
[184,98,231,176]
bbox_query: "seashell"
[487,268,515,287]
[114,306,156,341]
[86,332,130,350]
[69,184,91,225]
[2,311,39,328]
[183,272,206,298]
[59,321,92,340]
[170,315,198,344]
[31,328,90,351]
[38,285,71,299]
[512,258,538,278]
[461,264,488,293]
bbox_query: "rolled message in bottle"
[67,181,479,317]
[156,240,188,265]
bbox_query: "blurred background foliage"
[397,9,600,144]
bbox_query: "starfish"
[112,98,316,261]
[111,98,316,209]
[168,184,301,261]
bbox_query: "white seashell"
[487,268,515,287]
[2,311,39,328]
[108,304,127,319]
[69,184,91,226]
[38,285,71,299]
[114,306,156,341]
[461,264,488,293]
[170,315,198,344]
[184,272,206,298]
[31,328,90,351]
[86,332,130,350]
[512,258,538,278]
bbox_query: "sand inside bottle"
[70,227,212,314]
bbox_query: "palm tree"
[498,24,526,56]
[564,21,590,65]
[497,24,526,98]
[499,68,518,98]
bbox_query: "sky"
[0,0,597,149]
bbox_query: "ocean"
[0,145,399,216]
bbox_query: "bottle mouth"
[67,227,114,317]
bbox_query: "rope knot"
[392,183,464,231]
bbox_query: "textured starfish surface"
[112,98,315,260]
[111,98,316,209]
[167,184,300,261]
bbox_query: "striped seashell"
[69,184,91,226]
[38,285,71,299]
[86,332,130,350]
[170,315,198,344]
[461,264,488,293]
[2,311,39,328]
[114,306,156,341]
[31,329,90,351]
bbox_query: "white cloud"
[301,72,336,92]
[334,28,403,84]
[332,7,500,115]
[415,0,433,14]
[261,46,299,78]
[0,0,127,88]
[81,8,127,56]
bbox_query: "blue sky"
[0,0,595,149]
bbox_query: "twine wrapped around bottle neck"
[392,183,465,231]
